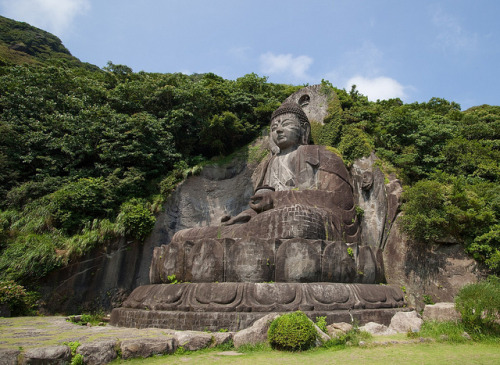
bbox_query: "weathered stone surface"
[168,102,363,262]
[233,313,280,348]
[151,238,384,285]
[327,322,353,335]
[382,176,403,249]
[383,216,480,310]
[359,322,396,335]
[284,85,332,124]
[423,302,461,322]
[120,338,177,360]
[211,332,234,347]
[311,321,331,344]
[76,340,117,365]
[23,346,71,365]
[275,239,321,282]
[351,154,387,249]
[0,349,20,365]
[115,282,404,315]
[111,306,408,332]
[184,239,224,283]
[174,331,213,351]
[389,311,423,333]
[322,242,357,282]
[225,238,274,282]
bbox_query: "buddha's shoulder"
[297,145,344,162]
[298,145,348,176]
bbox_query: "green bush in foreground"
[0,280,38,315]
[455,276,500,337]
[268,311,317,351]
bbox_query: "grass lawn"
[113,341,500,365]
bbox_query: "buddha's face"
[270,113,302,152]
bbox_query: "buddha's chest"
[266,152,317,191]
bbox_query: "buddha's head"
[269,102,310,154]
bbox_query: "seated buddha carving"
[171,101,360,244]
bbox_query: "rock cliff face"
[39,142,266,313]
[350,153,480,309]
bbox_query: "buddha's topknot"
[271,102,309,127]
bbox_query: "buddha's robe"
[171,145,359,243]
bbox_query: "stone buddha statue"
[150,102,384,284]
[112,100,403,332]
[170,102,360,244]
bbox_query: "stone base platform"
[110,307,409,331]
[110,282,406,331]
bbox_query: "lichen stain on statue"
[149,101,385,285]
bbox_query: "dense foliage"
[0,56,298,285]
[0,280,38,315]
[314,81,499,273]
[268,311,318,351]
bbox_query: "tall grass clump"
[455,276,500,338]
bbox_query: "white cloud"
[259,52,313,80]
[431,7,477,53]
[323,42,383,86]
[0,0,90,36]
[345,76,407,101]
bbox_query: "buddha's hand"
[249,192,274,213]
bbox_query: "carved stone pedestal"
[110,282,406,331]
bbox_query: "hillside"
[0,17,498,314]
[0,15,99,70]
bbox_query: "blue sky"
[1,0,499,110]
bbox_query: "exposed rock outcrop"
[389,311,423,333]
[423,302,461,322]
[76,340,118,365]
[22,346,71,365]
[383,217,480,310]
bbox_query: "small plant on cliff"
[422,294,434,305]
[167,274,179,284]
[346,247,354,258]
[268,311,317,351]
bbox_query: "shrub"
[337,125,374,164]
[0,280,39,315]
[315,316,328,333]
[455,276,500,337]
[116,198,155,240]
[268,311,317,351]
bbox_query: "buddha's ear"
[301,123,311,145]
